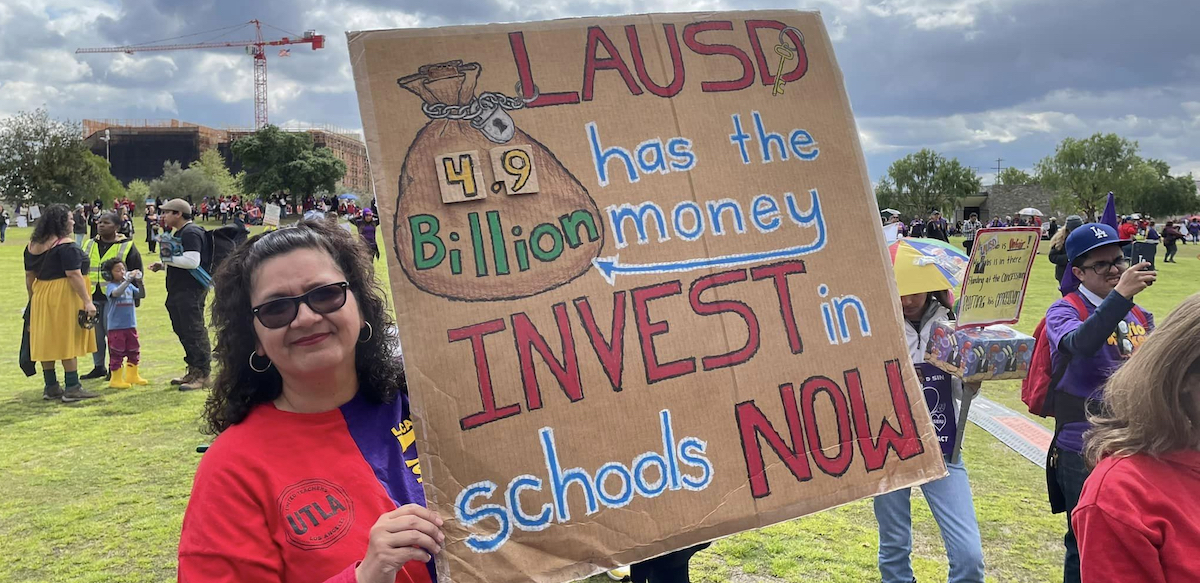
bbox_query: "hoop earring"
[249,351,273,373]
[359,322,373,344]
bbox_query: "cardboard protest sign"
[349,11,944,583]
[958,227,1040,327]
[264,203,281,227]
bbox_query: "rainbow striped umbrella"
[888,238,969,296]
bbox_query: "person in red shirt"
[1074,291,1200,583]
[178,220,443,583]
[1117,218,1137,241]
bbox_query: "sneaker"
[171,368,199,386]
[61,384,102,402]
[179,374,211,392]
[80,367,108,380]
[42,383,64,401]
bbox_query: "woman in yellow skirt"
[24,204,102,402]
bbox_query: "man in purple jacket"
[1044,223,1156,583]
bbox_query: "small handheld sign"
[957,227,1041,328]
[940,226,1040,463]
[263,203,281,228]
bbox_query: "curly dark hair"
[100,257,125,282]
[203,218,405,435]
[31,203,72,244]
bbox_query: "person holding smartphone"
[1044,223,1157,583]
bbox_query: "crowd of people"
[17,193,384,402]
[191,193,376,226]
[886,210,1049,241]
[2,193,379,240]
[173,215,1199,583]
[875,209,1199,583]
[10,198,1199,582]
[886,208,1200,255]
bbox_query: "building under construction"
[83,119,371,195]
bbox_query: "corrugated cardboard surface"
[350,11,945,583]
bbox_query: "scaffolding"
[82,118,370,195]
[83,119,229,150]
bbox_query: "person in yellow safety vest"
[79,212,146,382]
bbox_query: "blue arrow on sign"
[592,190,827,284]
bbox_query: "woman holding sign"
[872,271,985,582]
[178,220,442,583]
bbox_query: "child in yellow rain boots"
[101,258,149,388]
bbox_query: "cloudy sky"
[3,0,1198,184]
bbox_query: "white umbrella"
[1017,207,1043,217]
[881,208,901,216]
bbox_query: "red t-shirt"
[1073,450,1200,583]
[1118,222,1138,240]
[178,392,434,583]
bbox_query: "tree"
[231,125,346,204]
[0,108,123,207]
[84,151,126,204]
[1035,133,1144,220]
[1126,159,1200,217]
[127,179,151,202]
[148,160,219,202]
[873,149,982,218]
[996,167,1036,186]
[190,148,243,199]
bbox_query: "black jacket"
[1049,244,1069,282]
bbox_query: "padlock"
[471,101,516,144]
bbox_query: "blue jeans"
[873,458,985,583]
[1052,448,1088,583]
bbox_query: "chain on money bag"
[394,60,604,301]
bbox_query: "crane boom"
[75,20,325,129]
[75,36,317,54]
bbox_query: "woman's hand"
[84,301,97,317]
[355,505,444,583]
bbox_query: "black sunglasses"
[251,282,350,329]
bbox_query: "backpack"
[191,225,248,288]
[1021,292,1147,417]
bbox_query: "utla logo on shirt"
[277,479,355,550]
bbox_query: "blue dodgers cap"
[1066,223,1120,264]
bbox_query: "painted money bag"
[394,60,604,301]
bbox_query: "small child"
[101,258,149,388]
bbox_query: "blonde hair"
[1049,226,1068,251]
[1084,292,1200,467]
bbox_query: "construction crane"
[77,20,325,130]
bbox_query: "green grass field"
[1,226,1196,583]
